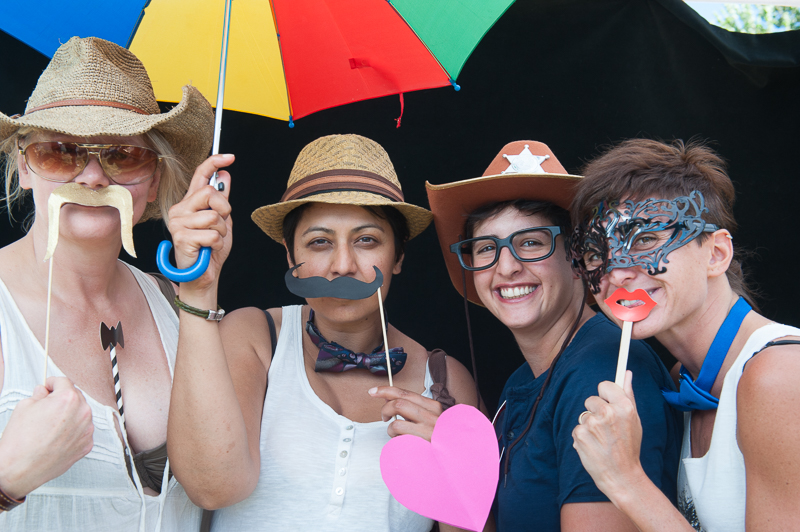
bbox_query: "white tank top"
[677,323,800,531]
[0,262,202,532]
[212,305,435,532]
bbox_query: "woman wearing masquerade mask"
[166,134,480,531]
[0,38,216,530]
[424,141,681,531]
[570,138,800,531]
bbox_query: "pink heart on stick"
[380,404,499,531]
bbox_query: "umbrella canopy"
[1,0,513,124]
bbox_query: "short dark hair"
[464,198,572,255]
[282,203,409,264]
[571,138,758,309]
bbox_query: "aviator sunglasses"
[19,141,162,185]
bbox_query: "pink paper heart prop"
[380,404,498,531]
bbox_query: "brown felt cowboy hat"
[0,36,214,220]
[252,134,432,242]
[426,140,584,306]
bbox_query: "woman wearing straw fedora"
[0,37,217,530]
[166,134,481,531]
[423,141,681,531]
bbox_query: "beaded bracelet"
[0,485,25,512]
[174,296,225,321]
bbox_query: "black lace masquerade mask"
[571,191,720,294]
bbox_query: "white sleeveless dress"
[677,323,800,531]
[0,262,202,532]
[211,305,434,531]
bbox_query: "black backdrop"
[2,0,799,412]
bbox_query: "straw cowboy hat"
[252,134,432,242]
[0,36,214,218]
[426,140,583,306]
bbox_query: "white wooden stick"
[376,286,393,387]
[43,256,54,385]
[615,320,633,387]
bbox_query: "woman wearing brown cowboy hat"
[421,141,682,531]
[0,37,218,530]
[165,134,481,531]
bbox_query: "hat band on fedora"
[25,99,152,116]
[281,169,404,203]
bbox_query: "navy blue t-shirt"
[494,313,682,531]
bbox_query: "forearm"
[608,470,693,532]
[168,289,257,508]
[0,446,33,501]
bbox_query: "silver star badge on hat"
[501,144,550,174]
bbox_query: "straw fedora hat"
[0,36,213,217]
[426,140,583,306]
[252,134,432,242]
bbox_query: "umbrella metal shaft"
[210,0,233,187]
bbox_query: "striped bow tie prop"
[101,321,126,427]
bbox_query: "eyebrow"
[301,223,385,237]
[302,226,335,236]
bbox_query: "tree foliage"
[713,4,800,33]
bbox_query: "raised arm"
[165,154,271,509]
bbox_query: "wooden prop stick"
[604,288,657,387]
[377,286,393,387]
[615,321,633,386]
[43,257,54,385]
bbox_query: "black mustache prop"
[284,265,383,300]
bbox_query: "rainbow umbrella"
[1,0,513,126]
[1,0,513,279]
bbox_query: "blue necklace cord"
[662,297,752,412]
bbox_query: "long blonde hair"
[1,128,189,230]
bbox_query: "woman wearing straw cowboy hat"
[423,141,681,531]
[0,37,218,530]
[166,134,481,531]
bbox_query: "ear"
[18,152,33,190]
[707,230,734,278]
[392,252,404,275]
[146,170,161,203]
[283,239,295,267]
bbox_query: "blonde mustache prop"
[46,183,137,260]
[42,183,136,384]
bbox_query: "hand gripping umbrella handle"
[156,241,211,283]
[157,0,231,284]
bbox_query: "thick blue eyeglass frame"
[450,226,562,271]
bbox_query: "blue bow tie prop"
[662,297,751,411]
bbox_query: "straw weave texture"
[0,37,213,221]
[252,134,431,242]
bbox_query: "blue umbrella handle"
[156,241,212,283]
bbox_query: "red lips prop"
[604,288,657,386]
[604,288,656,322]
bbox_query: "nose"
[494,245,522,277]
[73,151,112,189]
[604,264,640,288]
[330,243,359,278]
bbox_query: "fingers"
[186,154,235,196]
[30,384,49,401]
[47,376,76,393]
[369,387,442,442]
[386,417,434,441]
